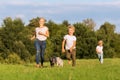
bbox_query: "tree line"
[0,17,120,64]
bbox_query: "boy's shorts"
[66,49,76,66]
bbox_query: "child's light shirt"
[96,46,103,54]
[35,26,48,41]
[64,34,76,50]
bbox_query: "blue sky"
[0,0,120,33]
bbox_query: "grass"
[0,58,120,80]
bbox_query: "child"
[31,17,49,68]
[96,40,103,64]
[62,25,76,66]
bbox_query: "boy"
[96,40,103,64]
[62,25,76,66]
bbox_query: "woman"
[31,17,49,68]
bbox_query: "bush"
[5,53,22,64]
[29,55,35,63]
[0,56,4,63]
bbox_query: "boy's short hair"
[68,25,75,31]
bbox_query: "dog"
[49,56,63,67]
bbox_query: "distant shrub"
[0,56,4,63]
[29,55,35,63]
[5,53,22,64]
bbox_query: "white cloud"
[0,0,50,7]
[0,0,120,32]
[0,0,120,7]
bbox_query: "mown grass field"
[0,58,120,80]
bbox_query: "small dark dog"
[49,56,63,67]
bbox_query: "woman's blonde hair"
[39,17,46,22]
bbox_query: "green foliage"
[0,17,120,64]
[110,34,120,58]
[96,22,118,58]
[5,53,22,64]
[0,56,4,63]
[13,41,31,61]
[45,21,68,59]
[28,17,40,27]
[0,17,31,62]
[74,23,97,58]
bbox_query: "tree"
[96,22,116,58]
[82,18,96,31]
[62,20,70,26]
[28,17,40,27]
[74,22,97,58]
[0,17,31,61]
[0,17,120,63]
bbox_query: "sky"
[0,0,120,33]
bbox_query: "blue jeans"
[97,53,103,64]
[34,39,46,66]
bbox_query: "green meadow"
[0,58,120,80]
